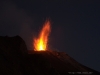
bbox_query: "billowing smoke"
[0,1,34,50]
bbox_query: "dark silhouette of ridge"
[28,50,100,75]
[0,36,99,75]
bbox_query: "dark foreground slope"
[28,50,100,75]
[0,36,100,75]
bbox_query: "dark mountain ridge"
[0,36,100,75]
[28,50,100,75]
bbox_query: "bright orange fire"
[33,20,51,51]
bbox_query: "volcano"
[27,50,100,75]
[0,36,100,75]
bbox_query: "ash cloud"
[0,1,34,50]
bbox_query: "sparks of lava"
[33,20,51,51]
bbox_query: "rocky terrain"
[0,36,99,75]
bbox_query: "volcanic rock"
[0,36,28,75]
[0,36,100,75]
[28,50,100,75]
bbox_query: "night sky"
[0,0,100,72]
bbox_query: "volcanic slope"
[27,50,100,75]
[0,36,100,75]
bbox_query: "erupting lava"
[33,20,51,51]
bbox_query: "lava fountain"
[33,20,51,51]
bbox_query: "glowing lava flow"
[33,20,51,51]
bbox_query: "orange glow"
[33,20,51,51]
